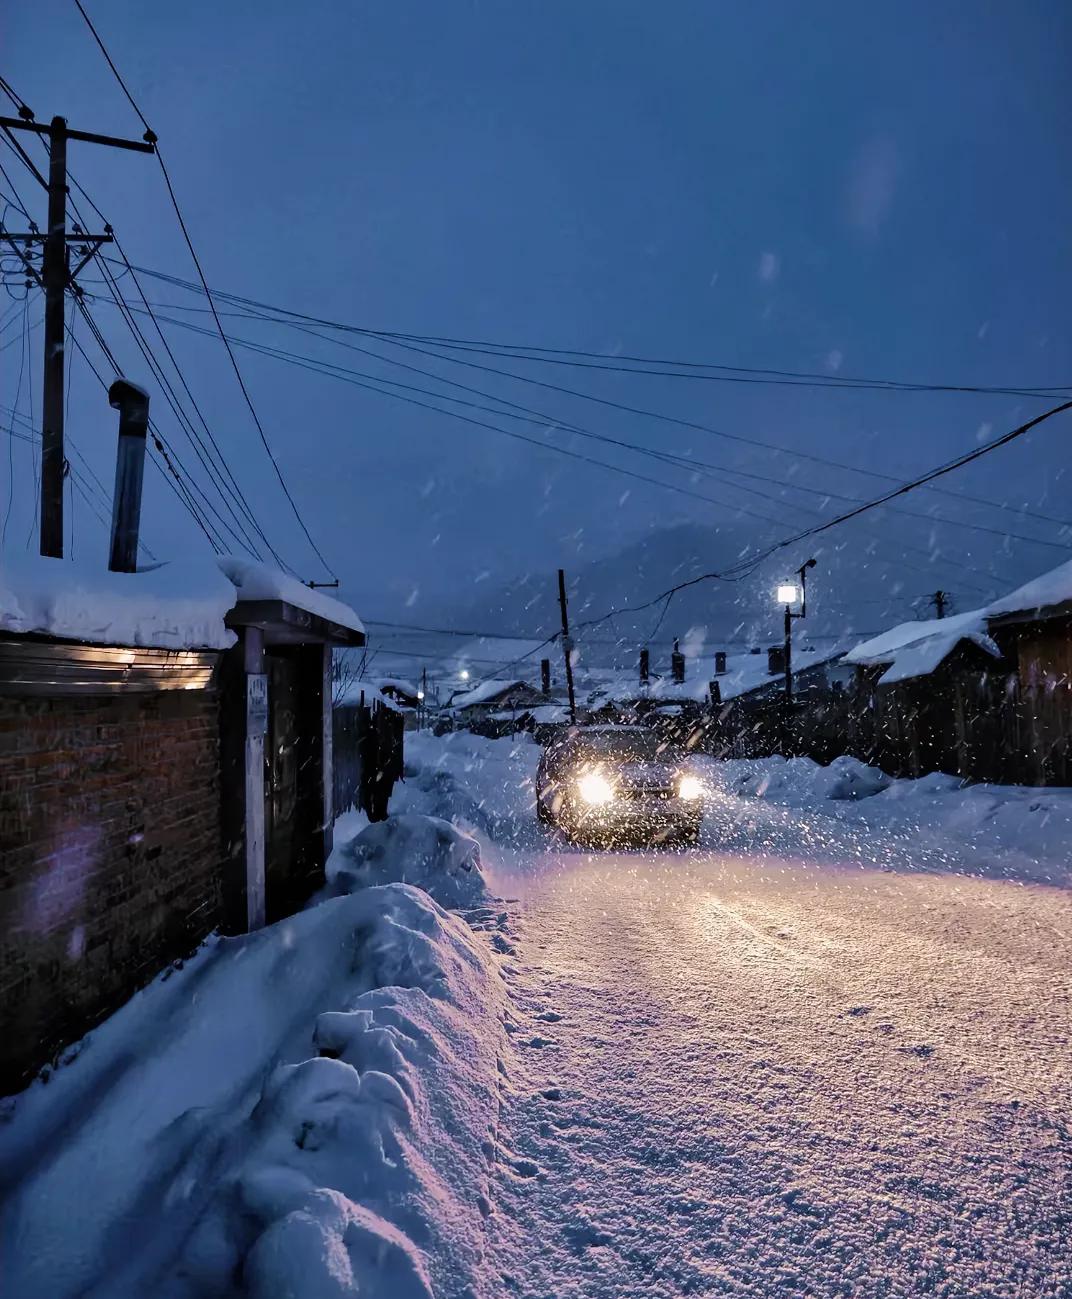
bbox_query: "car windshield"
[572,730,675,762]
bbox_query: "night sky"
[5,0,1070,627]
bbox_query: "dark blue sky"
[6,0,1070,620]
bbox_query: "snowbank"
[0,886,505,1299]
[703,754,1072,888]
[728,754,891,802]
[329,814,488,909]
[217,555,364,636]
[0,552,237,649]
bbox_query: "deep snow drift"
[0,878,507,1298]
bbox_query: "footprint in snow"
[541,1087,563,1101]
[846,1005,873,1017]
[510,1158,541,1179]
[899,1043,936,1058]
[535,1010,563,1023]
[523,1035,555,1049]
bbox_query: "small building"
[449,678,547,724]
[0,552,363,1095]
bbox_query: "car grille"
[620,785,675,801]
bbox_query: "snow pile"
[217,555,365,635]
[728,754,891,802]
[329,814,488,909]
[0,552,237,649]
[846,608,1000,685]
[0,886,505,1299]
[986,556,1072,620]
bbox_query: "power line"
[106,258,1072,536]
[72,0,335,580]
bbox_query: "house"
[843,608,1004,777]
[984,558,1072,784]
[449,677,548,723]
[0,552,364,1094]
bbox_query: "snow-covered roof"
[846,609,1000,686]
[985,557,1072,622]
[0,552,237,650]
[376,676,420,699]
[589,644,848,707]
[217,557,364,636]
[451,677,538,709]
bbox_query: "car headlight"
[677,773,703,801]
[577,770,615,806]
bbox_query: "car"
[535,724,704,846]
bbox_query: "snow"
[217,555,365,636]
[0,551,237,649]
[846,608,1000,685]
[397,734,1071,1297]
[985,556,1072,620]
[0,882,505,1298]
[328,814,489,909]
[5,730,1070,1297]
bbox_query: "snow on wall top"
[216,557,364,635]
[846,609,1000,686]
[985,557,1072,621]
[0,552,238,650]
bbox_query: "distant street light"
[459,669,470,681]
[417,690,425,700]
[778,559,817,708]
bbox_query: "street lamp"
[777,559,816,706]
[459,669,470,682]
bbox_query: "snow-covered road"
[489,850,1070,1297]
[398,737,1072,1297]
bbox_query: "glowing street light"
[776,583,800,605]
[459,669,470,681]
[777,560,817,707]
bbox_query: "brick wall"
[0,688,224,1095]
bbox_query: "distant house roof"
[846,609,1000,686]
[451,677,544,710]
[589,644,848,707]
[985,558,1072,626]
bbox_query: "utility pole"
[930,590,948,620]
[0,111,155,557]
[420,666,428,730]
[557,568,577,725]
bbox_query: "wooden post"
[243,627,267,931]
[320,643,334,863]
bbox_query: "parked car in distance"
[536,724,704,846]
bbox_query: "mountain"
[430,515,1050,674]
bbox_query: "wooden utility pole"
[0,112,154,557]
[931,590,948,619]
[557,568,577,725]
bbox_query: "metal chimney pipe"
[639,647,650,685]
[671,638,685,684]
[108,379,150,573]
[540,657,551,694]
